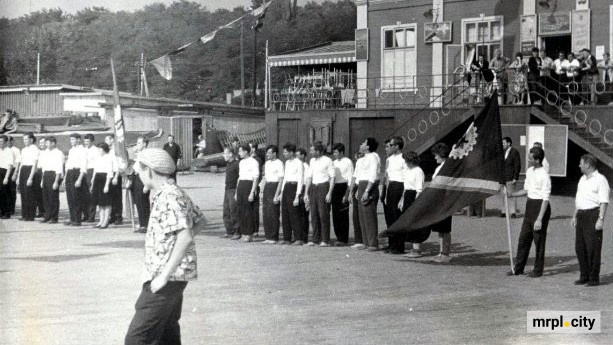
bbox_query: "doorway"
[541,35,571,58]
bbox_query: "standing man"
[163,134,182,181]
[297,148,311,243]
[507,147,551,278]
[580,48,599,104]
[83,134,98,223]
[490,48,510,104]
[126,136,150,233]
[124,148,205,345]
[0,135,14,219]
[538,50,554,96]
[105,134,123,225]
[280,143,305,245]
[528,47,543,105]
[350,151,365,249]
[222,147,240,239]
[17,133,39,221]
[501,137,521,218]
[355,138,381,251]
[64,133,88,226]
[35,137,47,218]
[382,137,408,254]
[235,144,260,242]
[304,142,335,247]
[331,143,353,246]
[8,137,20,215]
[532,142,549,174]
[40,136,64,224]
[572,154,609,287]
[261,145,284,244]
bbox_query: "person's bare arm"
[151,229,193,293]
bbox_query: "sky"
[0,0,320,19]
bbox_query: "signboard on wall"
[521,14,537,42]
[521,41,536,56]
[538,12,571,36]
[355,28,369,61]
[572,10,591,53]
[424,21,452,43]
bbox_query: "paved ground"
[1,171,612,345]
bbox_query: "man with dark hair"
[125,148,205,345]
[35,137,47,217]
[0,135,15,219]
[297,148,311,243]
[262,145,284,244]
[501,136,521,217]
[580,48,599,104]
[355,137,381,251]
[304,141,335,247]
[382,136,408,254]
[507,147,551,278]
[528,47,543,105]
[331,143,353,246]
[163,134,182,181]
[222,146,240,239]
[281,143,305,245]
[126,136,151,233]
[83,134,98,222]
[40,136,64,224]
[572,154,609,286]
[64,133,88,226]
[235,144,260,242]
[106,134,123,225]
[17,133,39,221]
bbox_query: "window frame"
[380,23,418,92]
[461,15,504,63]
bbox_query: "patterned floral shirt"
[143,180,205,282]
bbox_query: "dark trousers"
[35,169,45,216]
[130,175,150,228]
[237,180,257,236]
[528,74,541,104]
[331,183,349,243]
[84,169,96,222]
[575,208,603,284]
[0,168,11,216]
[9,178,16,214]
[357,181,379,248]
[281,183,305,242]
[514,198,551,274]
[262,183,280,241]
[110,175,123,223]
[384,181,405,253]
[253,186,261,234]
[42,171,60,222]
[310,183,331,243]
[352,187,362,244]
[125,281,188,345]
[65,168,85,223]
[18,166,36,220]
[223,188,239,235]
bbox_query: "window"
[462,16,503,63]
[381,24,417,90]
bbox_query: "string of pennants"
[149,1,272,80]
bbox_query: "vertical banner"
[572,10,591,53]
[110,58,131,175]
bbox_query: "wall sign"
[538,12,571,36]
[424,21,452,43]
[521,14,537,42]
[355,28,369,61]
[572,10,591,53]
[521,41,537,56]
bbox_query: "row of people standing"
[221,137,454,262]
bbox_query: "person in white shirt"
[281,143,305,245]
[532,142,549,173]
[355,137,381,251]
[350,151,365,249]
[126,136,151,233]
[398,151,427,258]
[382,137,408,254]
[566,52,581,105]
[83,134,99,222]
[16,133,40,221]
[507,147,551,278]
[40,136,64,224]
[8,136,21,215]
[331,143,354,246]
[235,144,260,242]
[90,142,114,228]
[261,145,284,244]
[105,134,123,225]
[572,154,609,286]
[64,133,88,226]
[0,135,15,219]
[303,142,335,247]
[297,148,311,243]
[34,137,47,217]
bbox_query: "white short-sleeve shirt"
[576,170,610,210]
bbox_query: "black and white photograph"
[1,0,613,344]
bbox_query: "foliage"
[0,1,356,105]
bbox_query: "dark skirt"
[431,215,453,233]
[92,173,111,207]
[402,190,432,243]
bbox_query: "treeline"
[0,0,356,104]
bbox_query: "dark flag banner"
[382,94,505,235]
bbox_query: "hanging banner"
[572,10,591,53]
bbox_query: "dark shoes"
[586,281,599,287]
[506,270,524,276]
[574,279,588,285]
[527,271,542,278]
[500,213,518,218]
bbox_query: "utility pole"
[36,53,40,85]
[252,29,257,106]
[240,21,245,106]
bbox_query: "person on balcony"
[565,52,581,105]
[597,52,613,103]
[528,47,543,105]
[490,49,510,104]
[0,110,18,134]
[553,51,569,104]
[580,48,599,104]
[470,54,494,102]
[538,50,554,103]
[509,52,529,105]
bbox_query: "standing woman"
[90,143,114,228]
[235,144,260,242]
[430,143,453,263]
[509,52,529,105]
[398,151,427,258]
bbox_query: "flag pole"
[127,190,136,232]
[503,185,515,274]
